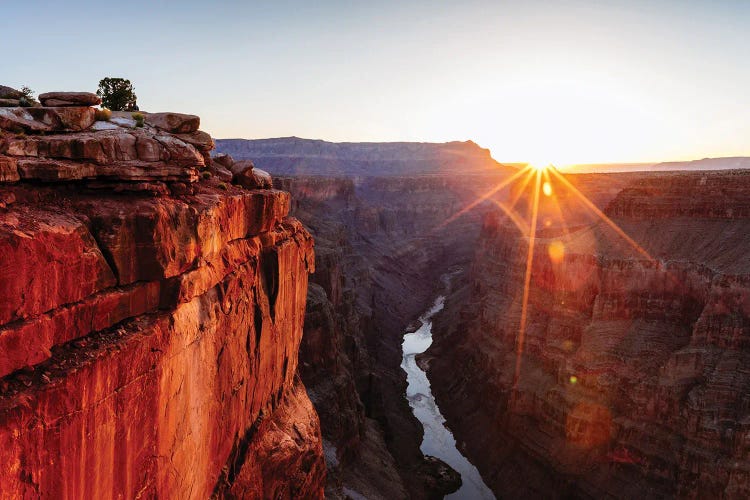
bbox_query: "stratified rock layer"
[428,170,750,499]
[275,173,515,499]
[0,97,325,499]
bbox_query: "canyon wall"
[0,93,325,498]
[428,169,750,498]
[273,173,507,498]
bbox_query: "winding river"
[401,294,495,499]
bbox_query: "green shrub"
[97,77,137,111]
[131,112,144,128]
[201,171,212,180]
[218,182,228,190]
[15,86,35,107]
[95,108,112,121]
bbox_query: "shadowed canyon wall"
[0,93,325,498]
[214,135,518,497]
[427,169,750,499]
[274,174,507,498]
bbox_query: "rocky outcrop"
[428,169,750,499]
[0,89,324,498]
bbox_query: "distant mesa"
[215,136,516,177]
[565,157,750,174]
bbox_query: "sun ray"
[541,168,572,238]
[438,166,532,229]
[549,168,655,262]
[511,168,542,404]
[507,168,536,211]
[489,199,529,235]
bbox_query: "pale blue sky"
[3,0,748,164]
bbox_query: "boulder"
[210,165,233,183]
[229,159,254,176]
[213,153,234,168]
[0,86,23,99]
[144,112,200,133]
[0,99,20,107]
[0,107,52,133]
[38,91,101,107]
[0,107,95,132]
[174,130,214,152]
[233,166,272,189]
[27,107,96,131]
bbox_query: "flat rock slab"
[27,106,95,131]
[38,91,101,107]
[0,107,52,133]
[145,112,200,133]
[0,106,95,132]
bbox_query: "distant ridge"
[215,137,513,176]
[564,157,750,174]
[650,156,750,172]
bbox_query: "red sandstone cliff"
[0,91,325,498]
[427,169,750,498]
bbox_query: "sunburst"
[437,161,656,405]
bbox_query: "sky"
[2,0,749,165]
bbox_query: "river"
[401,293,495,499]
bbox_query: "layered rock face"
[273,173,509,498]
[0,91,324,498]
[428,169,750,498]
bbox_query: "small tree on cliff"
[96,77,137,111]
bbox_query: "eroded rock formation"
[271,173,510,498]
[0,88,325,498]
[428,169,750,499]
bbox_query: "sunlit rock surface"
[0,89,325,498]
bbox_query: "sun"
[530,162,549,172]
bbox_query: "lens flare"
[436,159,654,409]
[548,240,565,262]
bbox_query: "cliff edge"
[0,90,325,498]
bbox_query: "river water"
[401,294,495,499]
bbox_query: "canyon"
[219,136,750,499]
[427,169,750,498]
[272,172,506,498]
[3,87,749,500]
